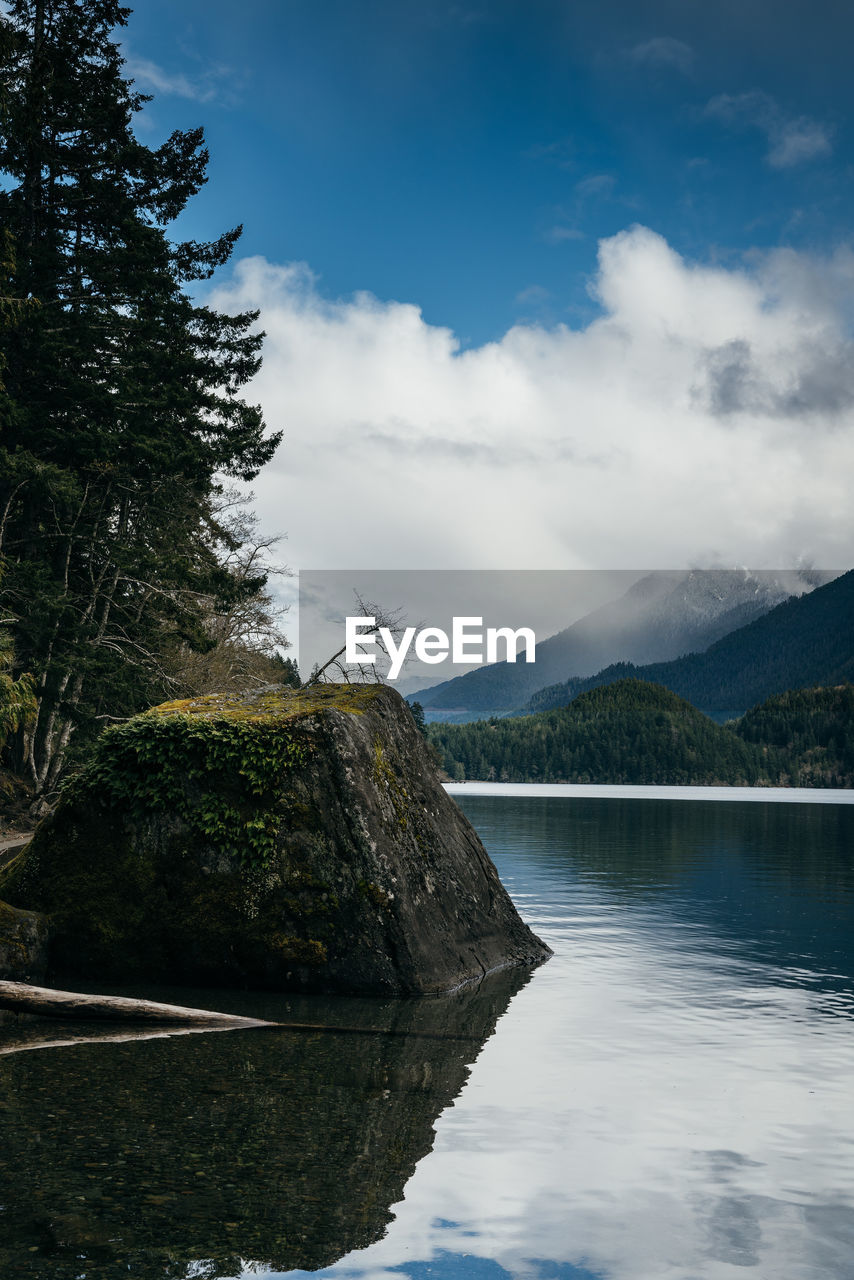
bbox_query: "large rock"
[0,684,549,992]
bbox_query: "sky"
[119,0,854,626]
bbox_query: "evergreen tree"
[0,0,281,792]
[409,700,427,736]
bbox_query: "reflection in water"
[279,795,854,1280]
[3,794,854,1280]
[0,970,526,1278]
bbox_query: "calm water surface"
[2,791,854,1279]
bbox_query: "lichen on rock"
[0,684,550,994]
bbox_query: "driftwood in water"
[0,977,491,1039]
[0,979,492,1048]
[0,981,278,1026]
[0,1023,254,1057]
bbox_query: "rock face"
[0,894,49,983]
[0,684,549,993]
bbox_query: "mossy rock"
[0,684,549,993]
[0,890,49,983]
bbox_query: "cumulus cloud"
[209,228,854,575]
[629,36,694,74]
[705,91,832,168]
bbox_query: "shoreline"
[444,782,854,805]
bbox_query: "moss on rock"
[0,684,549,994]
[0,891,49,983]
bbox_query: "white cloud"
[210,227,854,576]
[629,36,695,74]
[543,223,585,243]
[124,53,238,104]
[515,284,551,306]
[705,91,832,168]
[525,137,576,168]
[575,172,616,199]
[768,118,833,168]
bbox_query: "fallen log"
[0,980,278,1026]
[0,980,489,1042]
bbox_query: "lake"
[2,788,854,1279]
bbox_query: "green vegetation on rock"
[81,715,308,870]
[0,895,48,982]
[72,684,381,871]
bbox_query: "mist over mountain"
[528,569,854,722]
[417,569,835,721]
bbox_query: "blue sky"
[112,2,854,583]
[125,0,854,346]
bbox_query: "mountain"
[735,685,854,786]
[417,569,833,722]
[431,680,767,785]
[430,679,854,787]
[527,569,854,722]
[394,674,447,698]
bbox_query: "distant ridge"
[527,569,854,721]
[417,569,832,721]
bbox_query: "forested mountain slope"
[735,686,854,787]
[527,570,854,721]
[432,679,854,787]
[432,681,768,785]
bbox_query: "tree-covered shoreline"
[430,681,854,788]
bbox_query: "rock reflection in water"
[0,968,527,1279]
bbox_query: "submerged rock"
[0,893,49,984]
[0,684,549,992]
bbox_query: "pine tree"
[0,0,281,793]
